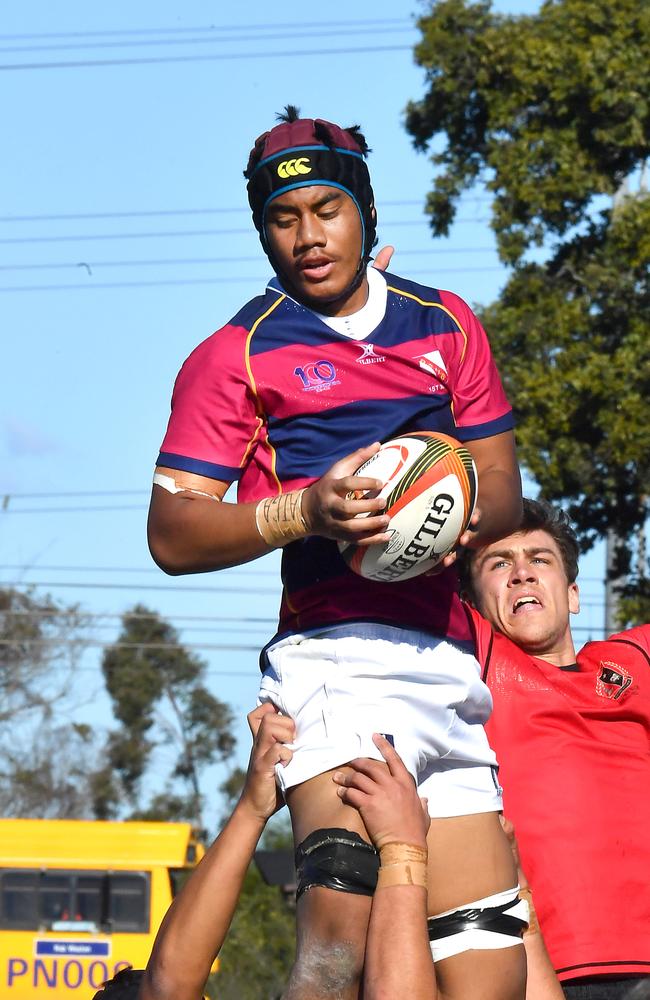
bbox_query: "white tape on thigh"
[429,886,528,962]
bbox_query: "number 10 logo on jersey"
[294,360,340,392]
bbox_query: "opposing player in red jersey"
[459,499,650,1000]
[148,106,524,1000]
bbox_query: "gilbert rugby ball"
[338,431,478,583]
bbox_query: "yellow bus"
[0,818,206,999]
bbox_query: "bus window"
[1,871,38,929]
[40,873,71,924]
[108,874,148,933]
[76,875,104,924]
[0,870,150,933]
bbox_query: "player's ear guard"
[295,828,379,899]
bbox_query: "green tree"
[211,863,295,1000]
[1,723,105,818]
[101,604,235,825]
[0,587,86,727]
[0,588,102,816]
[405,0,650,596]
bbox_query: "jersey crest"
[595,659,633,700]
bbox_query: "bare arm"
[138,706,295,1000]
[147,443,391,574]
[500,817,565,1000]
[334,735,437,1000]
[463,430,522,548]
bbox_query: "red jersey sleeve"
[157,323,262,483]
[438,289,513,440]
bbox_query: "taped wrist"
[377,842,428,890]
[255,489,308,547]
[517,887,539,934]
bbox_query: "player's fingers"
[335,492,387,518]
[372,245,394,272]
[261,742,293,769]
[371,733,411,781]
[255,714,296,749]
[331,442,382,478]
[354,529,393,547]
[333,767,380,795]
[247,702,279,737]
[336,515,391,539]
[335,785,368,809]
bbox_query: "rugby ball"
[338,431,477,582]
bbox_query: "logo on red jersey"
[595,660,632,700]
[414,350,448,384]
[294,360,340,392]
[355,344,386,365]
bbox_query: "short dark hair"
[458,498,580,603]
[92,967,143,999]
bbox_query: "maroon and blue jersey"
[158,271,514,641]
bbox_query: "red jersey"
[468,606,650,982]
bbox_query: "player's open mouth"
[299,257,334,281]
[512,595,542,615]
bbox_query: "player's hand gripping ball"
[338,432,477,582]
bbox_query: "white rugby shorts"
[258,623,502,818]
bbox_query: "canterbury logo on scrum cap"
[277,157,312,178]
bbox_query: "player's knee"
[286,939,363,999]
[295,828,379,899]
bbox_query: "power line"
[0,248,498,274]
[0,197,490,223]
[0,219,490,246]
[0,565,605,586]
[0,18,410,43]
[3,490,147,499]
[0,563,277,578]
[0,43,412,72]
[3,608,277,624]
[1,504,148,513]
[0,579,605,609]
[0,580,280,595]
[0,636,262,653]
[0,226,253,244]
[0,24,416,56]
[0,267,504,296]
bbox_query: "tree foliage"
[480,194,650,552]
[101,604,235,825]
[406,0,650,580]
[0,587,85,726]
[406,0,649,261]
[0,588,99,815]
[0,723,104,818]
[211,865,295,1000]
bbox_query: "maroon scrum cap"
[245,107,377,262]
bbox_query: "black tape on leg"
[428,896,528,941]
[295,828,380,900]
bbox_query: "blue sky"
[3,0,607,814]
